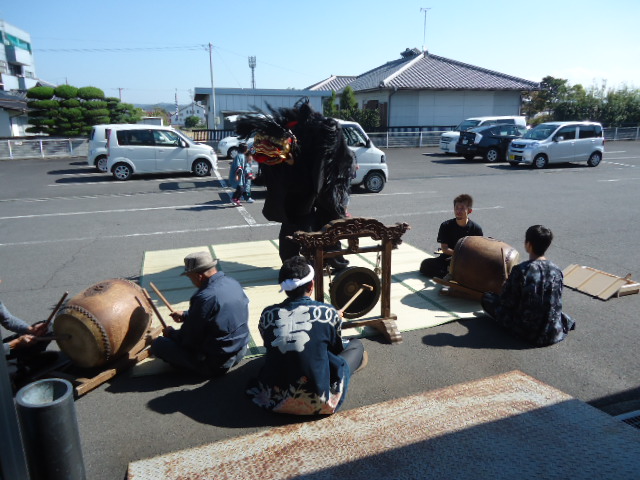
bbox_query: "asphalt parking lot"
[1,143,639,479]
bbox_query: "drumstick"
[44,291,69,326]
[339,284,374,314]
[138,292,168,329]
[149,282,175,313]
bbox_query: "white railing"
[0,138,88,160]
[0,127,639,159]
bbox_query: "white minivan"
[507,121,604,168]
[87,124,120,172]
[106,125,218,180]
[251,119,389,193]
[440,116,527,154]
[338,119,389,193]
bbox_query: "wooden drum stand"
[291,217,410,344]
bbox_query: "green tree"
[323,91,340,117]
[184,115,202,128]
[147,107,171,127]
[339,86,358,111]
[26,84,144,136]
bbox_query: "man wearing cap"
[247,256,366,415]
[150,251,250,378]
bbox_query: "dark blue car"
[456,124,527,162]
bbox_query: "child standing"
[229,143,249,206]
[242,149,255,203]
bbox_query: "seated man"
[150,251,250,377]
[481,225,576,346]
[247,256,367,415]
[420,193,483,278]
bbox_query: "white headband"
[279,265,315,292]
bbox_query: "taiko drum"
[450,236,520,294]
[53,279,151,368]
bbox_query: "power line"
[35,44,206,53]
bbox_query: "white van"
[338,120,389,193]
[439,116,527,154]
[106,125,218,181]
[251,119,389,193]
[87,124,121,172]
[507,121,604,168]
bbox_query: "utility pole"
[420,7,431,52]
[248,56,256,89]
[118,87,124,101]
[208,42,217,130]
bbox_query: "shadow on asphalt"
[106,357,316,429]
[421,317,534,351]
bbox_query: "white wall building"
[0,19,38,93]
[170,102,207,126]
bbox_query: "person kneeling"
[247,256,366,415]
[481,225,576,347]
[150,251,250,378]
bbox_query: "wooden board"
[563,264,640,300]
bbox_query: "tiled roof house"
[309,48,539,129]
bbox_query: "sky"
[2,0,640,106]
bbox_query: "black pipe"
[15,378,86,480]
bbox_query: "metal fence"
[1,127,639,160]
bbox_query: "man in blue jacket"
[150,251,250,377]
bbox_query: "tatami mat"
[127,370,640,479]
[136,239,481,374]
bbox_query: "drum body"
[53,279,151,368]
[450,236,519,294]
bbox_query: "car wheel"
[192,159,211,177]
[112,163,133,181]
[587,151,602,167]
[533,154,548,169]
[463,154,475,161]
[227,147,238,159]
[363,171,385,193]
[484,147,500,163]
[95,155,108,173]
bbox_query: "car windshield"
[523,124,558,140]
[456,120,481,131]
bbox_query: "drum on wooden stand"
[450,236,520,294]
[53,279,151,369]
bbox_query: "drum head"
[330,266,381,319]
[54,307,110,369]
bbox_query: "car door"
[116,129,156,172]
[341,124,369,184]
[153,130,189,172]
[575,125,599,161]
[549,125,577,164]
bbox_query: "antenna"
[248,56,256,89]
[420,7,431,52]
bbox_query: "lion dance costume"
[236,98,356,262]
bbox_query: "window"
[555,126,576,140]
[579,125,602,138]
[9,63,22,76]
[342,125,367,147]
[495,119,516,124]
[153,130,180,146]
[117,129,155,146]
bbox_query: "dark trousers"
[150,336,247,378]
[339,338,365,373]
[419,254,450,278]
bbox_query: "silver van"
[507,121,604,169]
[106,125,218,181]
